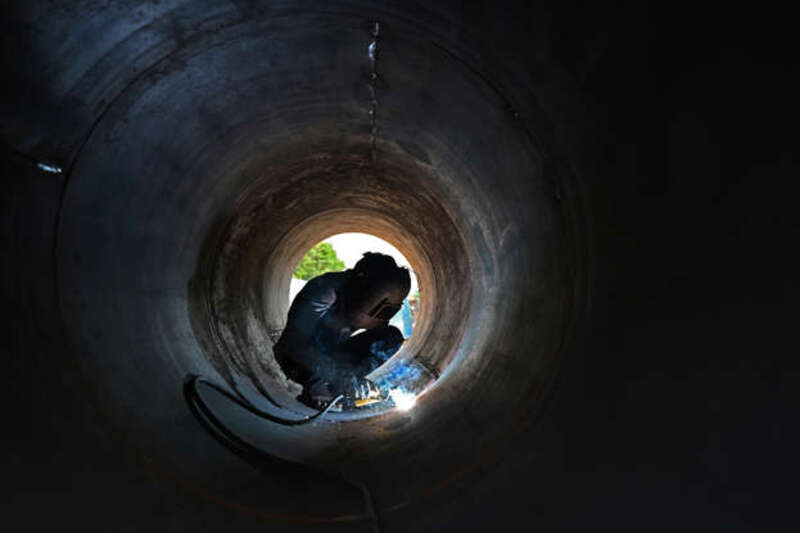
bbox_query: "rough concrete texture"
[2,1,797,532]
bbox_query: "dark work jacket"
[273,271,355,375]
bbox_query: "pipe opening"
[288,232,420,343]
[276,232,426,412]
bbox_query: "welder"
[274,252,410,408]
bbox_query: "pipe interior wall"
[4,1,794,531]
[53,7,577,507]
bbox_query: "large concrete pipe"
[3,1,795,532]
[53,0,585,518]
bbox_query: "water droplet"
[37,162,62,174]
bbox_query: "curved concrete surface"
[3,1,797,532]
[55,0,584,508]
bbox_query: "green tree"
[293,242,346,280]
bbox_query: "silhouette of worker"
[274,252,410,407]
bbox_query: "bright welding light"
[388,389,416,411]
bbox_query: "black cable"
[358,481,382,533]
[183,374,381,530]
[185,374,341,426]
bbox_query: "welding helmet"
[344,253,410,328]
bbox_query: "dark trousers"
[282,325,403,400]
